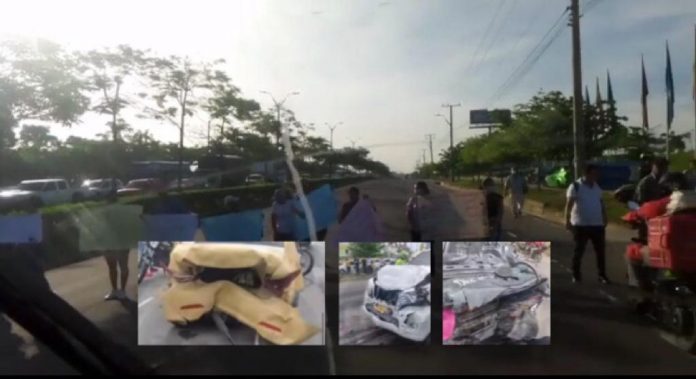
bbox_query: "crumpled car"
[161,242,319,345]
[363,265,431,342]
[443,244,549,344]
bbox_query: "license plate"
[373,303,389,315]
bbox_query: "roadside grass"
[454,178,627,225]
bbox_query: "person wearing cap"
[634,157,669,205]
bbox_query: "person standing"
[339,187,361,223]
[683,159,696,190]
[271,188,305,241]
[483,177,504,241]
[634,157,670,205]
[505,167,528,218]
[406,181,430,242]
[564,164,609,284]
[102,191,131,300]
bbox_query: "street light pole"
[425,133,435,164]
[570,0,585,179]
[260,90,300,148]
[326,122,343,150]
[437,102,460,182]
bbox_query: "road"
[137,242,325,346]
[338,247,431,346]
[3,178,696,374]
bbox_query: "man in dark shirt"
[339,187,361,223]
[635,157,669,205]
[483,177,504,241]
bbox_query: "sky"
[2,0,696,173]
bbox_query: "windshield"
[2,0,696,376]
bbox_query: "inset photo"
[339,242,431,346]
[442,241,550,345]
[137,241,325,346]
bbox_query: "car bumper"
[364,302,430,342]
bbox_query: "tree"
[204,79,260,140]
[349,243,383,258]
[82,45,148,142]
[142,55,226,189]
[17,125,59,151]
[0,39,89,152]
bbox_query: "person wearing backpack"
[564,164,610,284]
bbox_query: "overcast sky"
[2,0,696,172]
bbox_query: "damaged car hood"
[375,265,430,290]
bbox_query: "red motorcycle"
[617,183,696,353]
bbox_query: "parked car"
[81,178,124,199]
[363,264,431,342]
[245,173,267,185]
[117,178,165,197]
[0,179,87,209]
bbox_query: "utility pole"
[207,119,211,148]
[438,103,461,182]
[326,122,342,150]
[422,149,427,165]
[260,90,300,148]
[425,133,435,163]
[570,0,585,179]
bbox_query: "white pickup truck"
[0,179,89,209]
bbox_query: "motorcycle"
[616,184,696,353]
[138,241,174,284]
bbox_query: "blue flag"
[666,41,675,128]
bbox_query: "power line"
[473,0,519,76]
[486,7,570,106]
[465,0,507,75]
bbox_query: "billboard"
[469,109,511,129]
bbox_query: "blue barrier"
[0,214,42,243]
[201,209,265,241]
[294,184,338,240]
[143,214,199,241]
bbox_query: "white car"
[363,264,431,342]
[0,179,83,207]
[245,173,266,185]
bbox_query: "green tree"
[17,124,59,151]
[142,55,226,189]
[349,243,383,258]
[82,45,148,142]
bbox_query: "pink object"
[443,308,455,342]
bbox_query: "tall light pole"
[260,90,300,148]
[437,102,460,182]
[569,0,585,179]
[425,133,435,164]
[325,122,343,150]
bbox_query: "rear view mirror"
[627,201,640,211]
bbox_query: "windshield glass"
[2,0,696,376]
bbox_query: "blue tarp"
[143,214,199,241]
[0,214,42,244]
[200,209,265,241]
[293,184,338,240]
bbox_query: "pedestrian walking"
[505,167,528,218]
[406,181,430,242]
[101,191,131,300]
[564,164,610,284]
[483,177,504,241]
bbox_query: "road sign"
[469,109,511,129]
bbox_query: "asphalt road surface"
[137,242,325,346]
[3,178,696,374]
[338,248,431,346]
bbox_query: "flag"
[641,54,649,130]
[666,41,675,129]
[607,70,615,105]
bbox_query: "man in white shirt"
[564,164,609,284]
